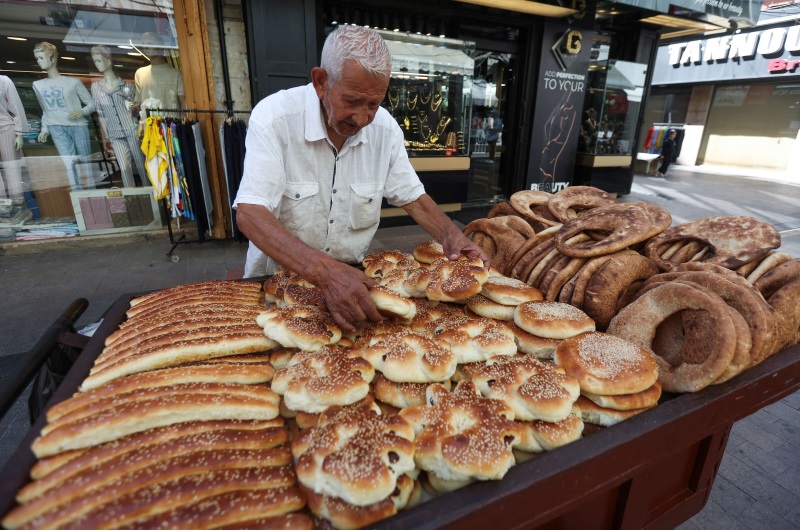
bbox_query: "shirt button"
[295,193,300,198]
[332,189,337,194]
[325,248,330,252]
[329,219,334,224]
[368,198,373,203]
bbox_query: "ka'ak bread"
[554,332,659,396]
[110,490,308,530]
[126,289,264,320]
[636,271,773,368]
[17,422,288,504]
[373,374,451,409]
[505,321,561,360]
[363,332,457,383]
[42,382,278,437]
[581,253,660,330]
[464,216,536,274]
[107,305,262,346]
[606,282,737,393]
[83,332,277,391]
[480,275,543,305]
[6,442,293,530]
[8,466,299,530]
[362,250,420,279]
[466,294,516,321]
[412,240,446,264]
[753,258,800,299]
[509,190,559,227]
[561,250,638,309]
[572,395,655,427]
[507,225,563,280]
[546,186,616,223]
[32,387,280,458]
[301,475,419,530]
[435,317,518,364]
[514,414,584,454]
[554,202,672,259]
[400,381,522,483]
[645,216,781,271]
[291,400,416,507]
[744,251,794,285]
[379,267,432,299]
[581,381,662,411]
[129,280,262,306]
[369,285,418,320]
[271,345,375,413]
[470,355,580,423]
[767,276,800,354]
[514,301,595,340]
[48,362,274,423]
[257,304,342,351]
[425,257,490,302]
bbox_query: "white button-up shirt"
[234,83,425,278]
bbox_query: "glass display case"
[377,30,474,159]
[578,39,647,158]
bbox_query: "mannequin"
[134,32,185,119]
[0,75,29,211]
[90,45,146,188]
[32,42,95,190]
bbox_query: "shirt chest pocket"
[281,182,319,231]
[349,183,382,231]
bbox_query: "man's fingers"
[330,310,356,334]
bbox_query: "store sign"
[652,23,800,85]
[615,0,763,26]
[526,22,593,191]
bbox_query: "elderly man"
[234,25,486,332]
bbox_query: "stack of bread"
[2,280,312,530]
[466,186,799,393]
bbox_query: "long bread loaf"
[32,391,280,457]
[129,280,262,307]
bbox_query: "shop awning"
[385,40,474,77]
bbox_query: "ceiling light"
[61,57,76,60]
[114,64,123,67]
[127,52,142,56]
[7,37,27,41]
[118,45,133,49]
[453,0,576,18]
[6,61,15,64]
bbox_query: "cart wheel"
[170,254,180,263]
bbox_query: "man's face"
[34,51,53,70]
[314,60,388,139]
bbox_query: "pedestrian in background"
[657,129,678,177]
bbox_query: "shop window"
[578,37,647,157]
[0,0,185,241]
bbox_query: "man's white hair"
[320,25,391,82]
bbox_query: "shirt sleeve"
[1,77,28,135]
[32,82,49,135]
[232,113,287,212]
[382,121,425,207]
[76,80,95,116]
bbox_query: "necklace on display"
[407,92,419,111]
[418,112,429,126]
[419,85,432,105]
[387,88,400,112]
[420,124,432,143]
[430,116,451,144]
[431,92,443,112]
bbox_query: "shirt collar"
[303,83,367,149]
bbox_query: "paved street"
[0,166,798,528]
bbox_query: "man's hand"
[314,261,383,333]
[442,229,490,267]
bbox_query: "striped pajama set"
[0,75,29,199]
[92,79,146,187]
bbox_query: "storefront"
[642,21,800,180]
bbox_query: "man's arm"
[401,194,489,266]
[236,203,383,332]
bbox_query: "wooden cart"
[1,292,798,529]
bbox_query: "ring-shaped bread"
[606,282,737,393]
[547,186,616,223]
[256,304,342,351]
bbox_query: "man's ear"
[311,67,328,100]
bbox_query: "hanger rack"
[144,108,251,261]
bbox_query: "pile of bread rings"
[467,186,799,393]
